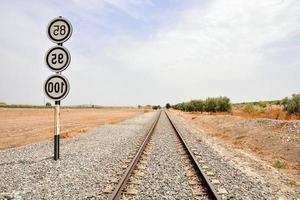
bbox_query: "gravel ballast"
[0,111,156,199]
[133,112,199,200]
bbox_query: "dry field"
[233,105,300,120]
[172,110,300,181]
[0,108,146,149]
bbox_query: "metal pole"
[53,42,63,161]
[54,100,60,160]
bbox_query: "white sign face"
[45,46,71,72]
[44,75,70,101]
[47,17,73,43]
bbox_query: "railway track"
[106,110,222,200]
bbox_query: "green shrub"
[185,103,196,112]
[215,97,232,112]
[172,96,231,113]
[283,94,300,114]
[46,102,52,107]
[190,100,204,112]
[243,104,256,113]
[204,98,217,112]
[258,101,268,108]
[165,103,171,109]
[272,160,286,169]
[152,105,161,110]
[259,108,266,113]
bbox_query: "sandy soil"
[0,108,145,150]
[171,110,300,182]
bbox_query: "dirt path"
[0,108,145,149]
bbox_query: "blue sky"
[0,0,299,106]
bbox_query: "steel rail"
[165,110,221,200]
[109,110,162,200]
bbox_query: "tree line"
[171,93,300,115]
[172,96,232,112]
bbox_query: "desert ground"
[171,110,300,184]
[0,108,145,149]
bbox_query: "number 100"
[47,82,65,93]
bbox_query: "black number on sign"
[54,83,60,93]
[58,53,64,64]
[47,82,65,93]
[48,82,54,93]
[53,25,59,36]
[51,54,57,64]
[61,82,65,93]
[52,24,67,36]
[51,53,64,64]
[60,25,66,35]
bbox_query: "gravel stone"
[132,112,203,200]
[0,111,156,200]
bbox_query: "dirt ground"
[0,108,145,150]
[171,110,300,181]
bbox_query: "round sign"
[44,75,70,101]
[45,46,71,72]
[47,17,73,43]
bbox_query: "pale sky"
[0,0,299,106]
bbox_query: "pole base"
[54,135,60,160]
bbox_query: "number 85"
[53,25,66,36]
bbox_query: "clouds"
[0,0,299,105]
[108,0,300,102]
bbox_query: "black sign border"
[47,18,72,44]
[44,75,70,101]
[45,46,71,72]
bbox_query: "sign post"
[45,16,72,161]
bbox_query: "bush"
[215,97,232,112]
[165,103,171,109]
[204,98,217,112]
[258,101,268,108]
[185,103,196,112]
[172,96,231,113]
[272,160,286,169]
[152,105,161,110]
[243,104,256,113]
[283,94,300,114]
[191,100,204,112]
[46,102,51,107]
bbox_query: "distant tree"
[138,105,142,109]
[243,104,256,113]
[258,101,268,108]
[165,103,171,109]
[152,105,161,110]
[172,97,232,113]
[46,102,51,107]
[204,98,217,112]
[283,94,300,114]
[190,100,204,112]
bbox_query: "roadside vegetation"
[172,96,232,112]
[272,160,287,169]
[171,94,300,120]
[152,105,161,110]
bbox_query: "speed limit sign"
[47,17,73,43]
[45,46,71,72]
[44,74,70,101]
